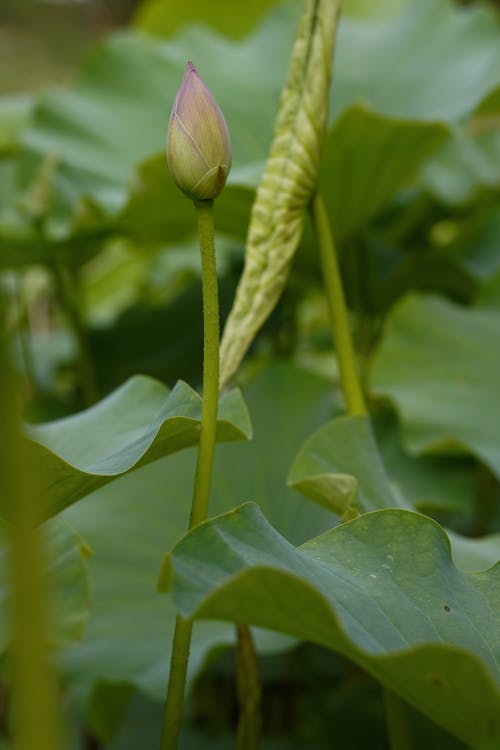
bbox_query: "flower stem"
[161,199,220,750]
[189,200,220,528]
[311,192,366,417]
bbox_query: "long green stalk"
[0,327,62,750]
[188,200,220,529]
[384,690,413,750]
[311,192,366,417]
[161,199,220,749]
[236,625,261,749]
[311,191,412,746]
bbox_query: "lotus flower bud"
[166,61,232,201]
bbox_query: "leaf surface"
[26,376,251,520]
[333,0,500,122]
[371,294,500,478]
[59,364,331,700]
[163,502,500,748]
[288,411,496,571]
[288,414,410,516]
[0,519,91,651]
[320,106,449,239]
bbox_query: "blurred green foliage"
[0,0,499,747]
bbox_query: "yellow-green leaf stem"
[310,194,413,741]
[161,199,220,749]
[236,624,262,750]
[0,334,63,750]
[311,191,367,417]
[219,0,340,389]
[161,615,194,748]
[384,690,414,750]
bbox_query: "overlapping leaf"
[288,415,409,516]
[0,519,91,652]
[320,106,448,239]
[287,408,496,572]
[332,0,500,122]
[161,502,500,748]
[5,0,499,264]
[134,0,284,39]
[374,413,475,516]
[371,293,500,478]
[59,364,333,701]
[422,86,500,205]
[26,375,251,520]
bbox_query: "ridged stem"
[160,199,219,750]
[311,192,367,416]
[311,192,412,743]
[236,624,261,749]
[384,690,413,750]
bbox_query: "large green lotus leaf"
[26,376,251,520]
[422,126,500,206]
[374,413,475,516]
[59,364,334,701]
[0,518,91,652]
[333,0,500,123]
[477,272,500,312]
[371,294,500,478]
[341,0,411,19]
[60,458,238,703]
[134,0,285,39]
[162,502,500,748]
[210,363,337,544]
[320,106,449,239]
[446,207,500,283]
[422,86,500,206]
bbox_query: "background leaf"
[0,518,91,652]
[332,0,500,122]
[371,293,500,478]
[134,0,285,39]
[320,106,449,240]
[58,363,332,704]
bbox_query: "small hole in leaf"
[443,604,451,613]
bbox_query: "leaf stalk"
[311,191,367,417]
[311,192,413,744]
